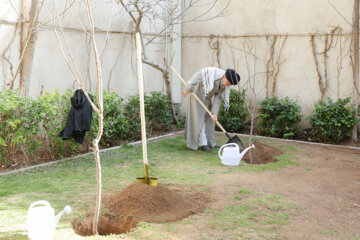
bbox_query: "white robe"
[184,67,227,150]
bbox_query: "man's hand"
[182,90,189,97]
[211,114,217,123]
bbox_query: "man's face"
[222,76,232,87]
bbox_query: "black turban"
[225,69,240,85]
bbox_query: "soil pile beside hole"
[72,182,211,236]
[243,142,282,164]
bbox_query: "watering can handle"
[218,143,238,159]
[28,200,51,211]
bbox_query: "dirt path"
[135,139,360,240]
[212,141,360,239]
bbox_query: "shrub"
[37,90,79,158]
[145,91,173,131]
[123,94,142,139]
[89,91,129,146]
[308,97,357,143]
[0,89,174,165]
[218,89,247,133]
[123,91,173,139]
[259,96,301,138]
[0,90,42,165]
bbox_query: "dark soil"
[243,141,283,164]
[71,182,211,236]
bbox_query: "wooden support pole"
[353,0,359,141]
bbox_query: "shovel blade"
[137,177,158,186]
[226,135,245,151]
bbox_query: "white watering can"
[27,200,72,240]
[218,143,255,166]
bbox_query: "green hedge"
[123,91,173,139]
[218,89,247,133]
[37,90,79,158]
[0,90,42,165]
[0,89,173,166]
[308,97,357,143]
[259,96,301,138]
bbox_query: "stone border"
[1,130,359,176]
[232,132,360,151]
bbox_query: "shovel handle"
[136,33,149,169]
[170,66,227,134]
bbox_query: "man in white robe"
[182,67,240,152]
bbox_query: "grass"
[205,192,298,240]
[0,134,299,239]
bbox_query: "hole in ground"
[243,142,283,164]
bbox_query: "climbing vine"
[265,35,288,96]
[209,34,221,68]
[310,27,342,101]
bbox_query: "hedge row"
[0,89,357,167]
[0,90,173,166]
[217,90,357,144]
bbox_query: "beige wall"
[181,0,356,124]
[0,0,357,125]
[0,0,166,97]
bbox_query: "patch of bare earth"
[182,140,360,239]
[133,140,360,240]
[64,137,360,239]
[71,182,212,236]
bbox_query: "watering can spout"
[54,206,72,228]
[238,144,255,160]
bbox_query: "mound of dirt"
[72,182,211,236]
[243,142,282,164]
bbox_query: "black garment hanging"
[59,89,93,144]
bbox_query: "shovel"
[135,33,158,186]
[170,65,245,151]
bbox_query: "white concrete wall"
[180,0,356,124]
[0,0,357,125]
[1,0,166,97]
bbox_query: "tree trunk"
[162,71,178,124]
[248,110,255,164]
[19,0,39,96]
[19,0,27,91]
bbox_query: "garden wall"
[0,0,357,125]
[181,0,355,122]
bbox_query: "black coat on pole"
[60,89,93,144]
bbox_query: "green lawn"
[0,134,299,240]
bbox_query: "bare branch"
[33,0,75,30]
[327,0,352,26]
[45,0,100,113]
[1,23,19,89]
[100,0,115,58]
[0,18,28,25]
[8,0,20,16]
[73,2,91,36]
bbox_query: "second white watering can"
[218,143,255,166]
[27,200,72,240]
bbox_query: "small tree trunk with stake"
[83,0,104,234]
[353,0,359,141]
[48,0,104,234]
